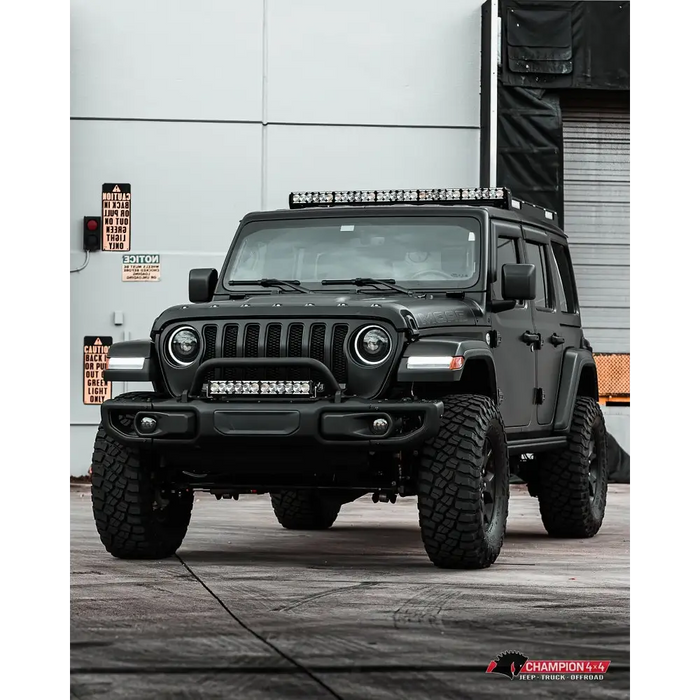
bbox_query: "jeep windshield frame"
[221,208,486,294]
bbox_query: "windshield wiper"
[321,277,413,296]
[227,278,312,294]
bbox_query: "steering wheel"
[410,269,454,280]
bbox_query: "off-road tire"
[417,395,509,569]
[270,490,341,530]
[91,424,193,559]
[537,397,608,538]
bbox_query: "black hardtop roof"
[238,204,568,239]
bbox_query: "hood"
[151,292,484,334]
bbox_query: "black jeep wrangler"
[92,187,607,569]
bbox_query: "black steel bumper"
[102,394,443,450]
[102,356,443,449]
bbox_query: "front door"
[490,221,536,429]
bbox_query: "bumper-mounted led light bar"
[288,187,558,226]
[206,380,315,397]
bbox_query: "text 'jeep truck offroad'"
[92,187,608,569]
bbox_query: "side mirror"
[189,268,218,303]
[502,263,536,301]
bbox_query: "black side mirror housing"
[502,263,536,301]
[189,268,219,303]
[492,264,537,312]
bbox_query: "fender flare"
[397,337,496,385]
[103,339,160,384]
[553,348,599,433]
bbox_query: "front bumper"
[101,394,444,449]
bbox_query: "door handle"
[521,331,542,349]
[550,333,566,347]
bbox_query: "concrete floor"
[71,484,630,699]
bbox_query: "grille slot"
[222,325,238,380]
[310,324,327,384]
[202,325,218,382]
[266,324,282,379]
[310,324,325,362]
[243,324,260,378]
[288,324,303,356]
[332,324,349,384]
[288,323,304,379]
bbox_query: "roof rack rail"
[288,187,559,226]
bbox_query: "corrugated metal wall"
[562,93,630,353]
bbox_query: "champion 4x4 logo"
[486,651,529,679]
[486,650,611,681]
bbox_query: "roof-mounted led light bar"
[288,187,559,226]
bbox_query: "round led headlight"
[167,326,200,367]
[354,325,392,366]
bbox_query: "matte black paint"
[397,338,495,383]
[553,348,598,433]
[101,393,444,450]
[103,339,160,384]
[501,263,536,300]
[189,268,219,304]
[103,202,597,473]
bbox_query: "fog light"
[371,418,389,435]
[139,416,157,433]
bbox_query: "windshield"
[225,216,481,290]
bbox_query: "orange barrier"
[594,353,630,406]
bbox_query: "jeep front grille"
[203,321,350,385]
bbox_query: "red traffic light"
[83,216,102,252]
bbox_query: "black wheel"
[417,395,509,569]
[91,426,193,559]
[270,490,341,530]
[537,397,608,538]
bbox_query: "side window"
[525,241,552,310]
[551,242,578,313]
[493,236,519,300]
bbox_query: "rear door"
[490,220,536,429]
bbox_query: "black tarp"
[606,433,630,484]
[501,0,630,90]
[497,84,563,216]
[489,2,631,481]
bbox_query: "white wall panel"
[70,0,264,120]
[266,0,482,127]
[71,120,262,430]
[265,125,480,209]
[71,120,262,253]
